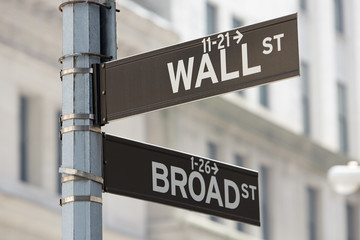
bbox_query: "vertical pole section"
[61,1,102,239]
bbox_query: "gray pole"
[60,1,103,239]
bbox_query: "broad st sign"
[96,14,299,124]
[102,134,260,226]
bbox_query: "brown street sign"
[102,134,260,226]
[95,14,299,125]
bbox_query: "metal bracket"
[60,196,102,206]
[60,67,93,78]
[59,52,112,64]
[100,0,117,63]
[59,125,101,140]
[92,64,107,126]
[59,1,111,12]
[61,125,101,135]
[62,175,84,183]
[60,113,95,123]
[59,167,104,185]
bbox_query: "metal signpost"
[61,0,299,236]
[102,134,260,226]
[94,14,299,125]
[60,1,116,239]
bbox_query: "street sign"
[102,134,260,226]
[95,14,299,125]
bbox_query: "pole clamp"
[60,196,102,206]
[60,67,93,78]
[59,167,104,185]
[59,52,112,64]
[60,113,95,124]
[60,125,101,135]
[59,125,101,140]
[59,1,111,12]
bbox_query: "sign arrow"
[233,30,243,44]
[212,163,219,175]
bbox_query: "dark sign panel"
[103,134,260,226]
[97,14,299,124]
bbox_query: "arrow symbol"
[233,30,243,44]
[211,163,219,175]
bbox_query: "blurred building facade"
[0,0,360,239]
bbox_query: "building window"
[19,95,42,186]
[260,166,270,239]
[307,187,319,240]
[235,154,243,167]
[334,0,344,33]
[131,0,171,20]
[206,2,217,34]
[209,215,220,222]
[337,82,348,154]
[57,111,62,194]
[301,62,311,136]
[208,141,217,160]
[346,202,358,240]
[259,85,269,108]
[236,221,244,232]
[232,17,243,28]
[300,0,307,11]
[207,141,220,223]
[19,95,28,182]
[233,17,246,97]
[237,89,246,97]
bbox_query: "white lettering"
[171,166,188,198]
[195,53,219,88]
[262,37,273,55]
[205,176,224,207]
[241,183,249,199]
[224,179,240,209]
[167,57,194,93]
[188,171,206,202]
[249,185,257,200]
[152,162,169,193]
[152,162,256,210]
[242,43,261,76]
[273,33,284,52]
[262,33,285,55]
[220,49,240,82]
